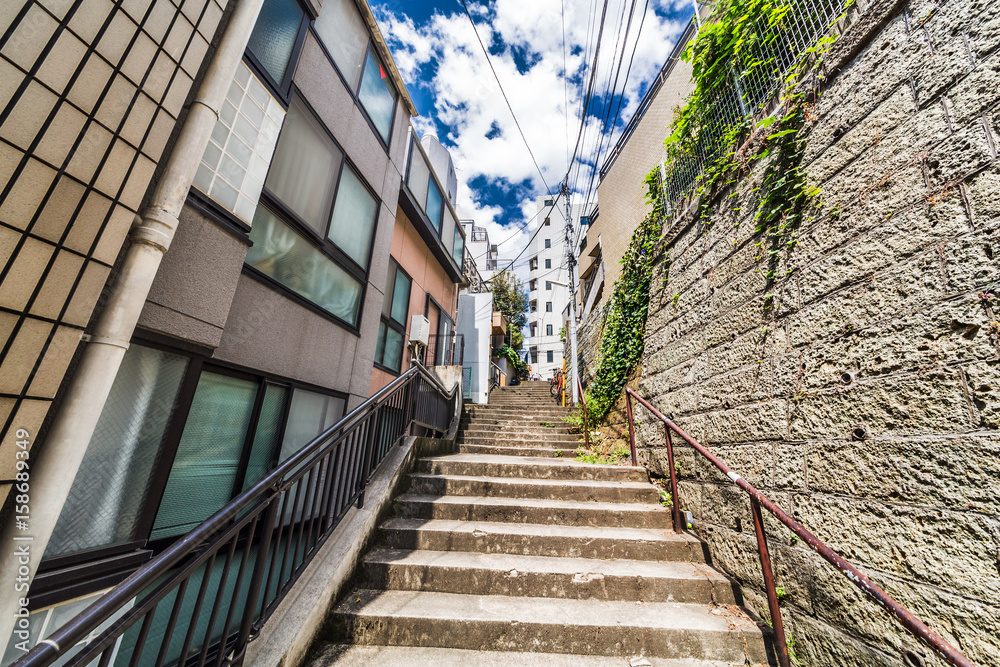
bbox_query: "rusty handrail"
[575,375,589,450]
[623,386,976,667]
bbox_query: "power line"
[582,0,648,206]
[459,0,552,194]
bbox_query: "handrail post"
[750,496,790,667]
[230,495,280,666]
[624,391,638,467]
[663,424,682,534]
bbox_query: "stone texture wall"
[0,0,226,507]
[634,0,1000,664]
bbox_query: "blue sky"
[371,0,694,269]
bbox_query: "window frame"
[308,7,400,152]
[374,260,412,375]
[36,333,350,601]
[545,302,552,312]
[546,324,553,336]
[244,90,382,333]
[243,0,313,104]
[546,350,554,363]
[544,239,551,249]
[545,258,551,269]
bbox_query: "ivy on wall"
[584,0,847,423]
[585,175,667,422]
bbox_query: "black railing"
[420,334,464,367]
[16,363,458,667]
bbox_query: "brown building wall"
[581,43,695,309]
[370,206,458,394]
[0,0,226,505]
[635,0,1000,663]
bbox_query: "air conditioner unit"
[409,315,430,346]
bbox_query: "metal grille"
[660,0,850,209]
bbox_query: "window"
[152,371,260,539]
[544,199,554,206]
[246,96,380,327]
[545,281,552,290]
[452,225,465,265]
[530,324,536,337]
[546,350,554,363]
[247,204,363,325]
[192,62,286,224]
[544,217,550,226]
[314,0,398,144]
[375,261,411,372]
[46,342,347,559]
[529,258,538,271]
[246,0,308,94]
[544,239,551,249]
[546,324,553,336]
[358,48,397,141]
[47,345,189,557]
[403,134,466,265]
[545,258,551,269]
[580,216,590,226]
[545,302,552,312]
[531,351,538,363]
[529,279,536,291]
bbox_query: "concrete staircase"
[310,382,773,666]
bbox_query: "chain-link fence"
[660,0,852,208]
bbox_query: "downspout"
[0,0,266,648]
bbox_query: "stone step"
[407,473,660,504]
[456,437,569,450]
[330,590,769,662]
[459,420,576,433]
[457,434,582,447]
[460,418,576,430]
[394,494,673,529]
[379,518,707,561]
[308,644,754,666]
[361,549,736,604]
[457,430,579,442]
[468,406,572,415]
[457,443,571,457]
[418,454,647,482]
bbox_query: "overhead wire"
[458,0,553,194]
[581,0,648,207]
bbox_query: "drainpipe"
[0,0,265,649]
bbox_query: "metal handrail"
[623,387,976,667]
[16,362,458,667]
[575,375,589,450]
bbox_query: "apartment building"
[0,0,464,659]
[525,196,590,380]
[370,132,464,393]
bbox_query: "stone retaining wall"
[634,0,1000,663]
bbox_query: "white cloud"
[374,0,689,258]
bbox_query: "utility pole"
[563,180,580,405]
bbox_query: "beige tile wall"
[0,0,227,507]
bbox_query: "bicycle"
[549,369,564,399]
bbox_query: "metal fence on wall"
[658,0,852,208]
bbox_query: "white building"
[525,196,592,380]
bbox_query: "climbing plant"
[586,174,667,423]
[583,0,848,424]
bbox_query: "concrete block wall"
[0,0,226,506]
[635,0,1000,664]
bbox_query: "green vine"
[583,0,848,424]
[585,174,667,423]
